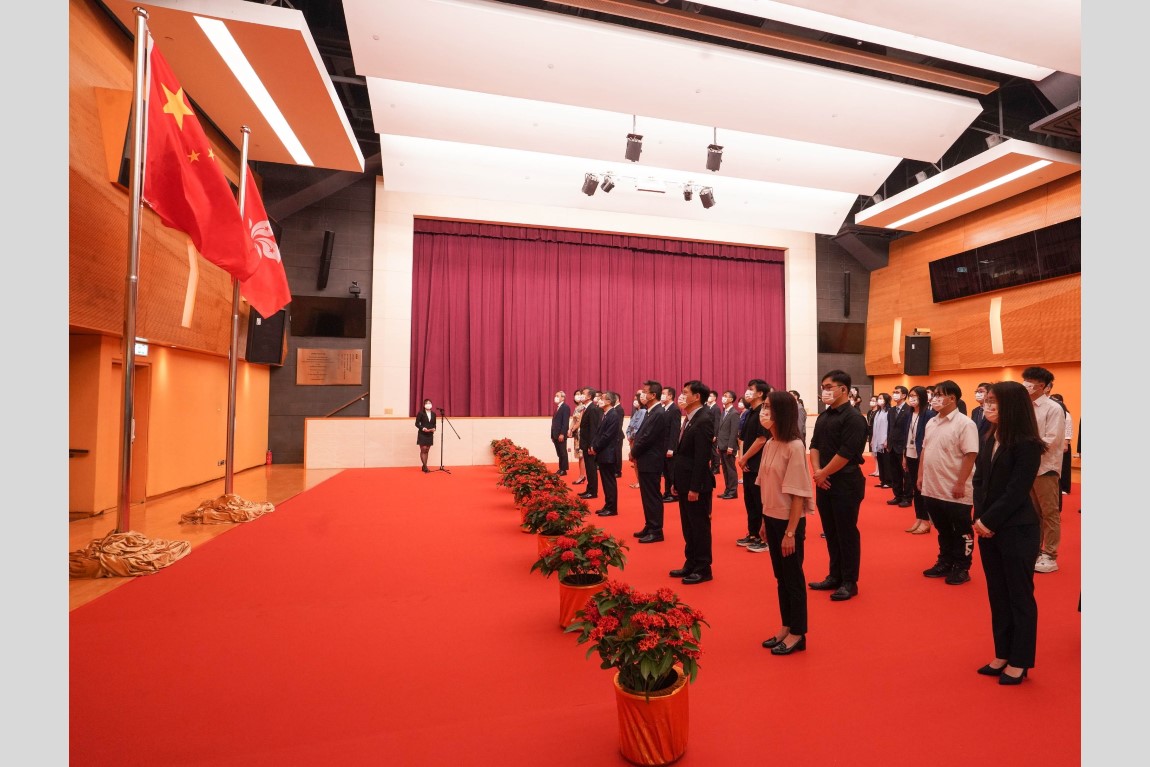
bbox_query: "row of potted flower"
[491,438,708,766]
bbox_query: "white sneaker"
[1034,554,1059,573]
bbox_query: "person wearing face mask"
[870,393,892,490]
[660,387,681,503]
[903,386,936,534]
[918,380,980,586]
[807,370,868,602]
[625,390,648,489]
[865,396,880,477]
[577,388,603,501]
[669,381,717,584]
[788,390,808,445]
[589,391,624,516]
[569,390,588,485]
[716,391,741,500]
[886,386,913,508]
[970,382,992,436]
[550,391,571,476]
[735,379,772,552]
[971,381,1044,685]
[704,391,722,476]
[1020,367,1064,574]
[631,381,670,543]
[415,398,437,473]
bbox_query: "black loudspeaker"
[316,230,335,290]
[246,308,288,365]
[904,335,931,376]
[842,272,851,317]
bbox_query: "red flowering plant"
[566,580,708,699]
[520,489,588,536]
[530,525,628,586]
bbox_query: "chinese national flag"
[239,167,291,318]
[142,41,259,282]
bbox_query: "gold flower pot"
[613,666,689,766]
[557,575,606,629]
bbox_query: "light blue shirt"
[626,407,647,439]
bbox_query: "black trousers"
[875,451,892,486]
[1060,448,1072,495]
[583,450,599,497]
[742,470,764,537]
[763,516,808,635]
[923,496,974,569]
[814,467,864,584]
[888,449,906,499]
[904,456,928,522]
[598,461,618,511]
[677,490,714,575]
[552,437,568,471]
[639,470,664,534]
[720,450,739,495]
[978,523,1040,668]
[710,442,721,473]
[663,459,676,498]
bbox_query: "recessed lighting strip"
[196,16,313,166]
[888,160,1052,229]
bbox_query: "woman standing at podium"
[415,398,437,473]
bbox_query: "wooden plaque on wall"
[296,349,363,385]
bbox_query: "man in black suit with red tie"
[578,388,603,501]
[589,391,624,515]
[551,390,571,476]
[669,381,717,585]
[630,380,669,542]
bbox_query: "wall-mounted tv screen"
[289,295,367,338]
[818,321,867,354]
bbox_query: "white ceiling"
[343,0,1080,235]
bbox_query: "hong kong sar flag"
[239,166,291,318]
[142,40,259,282]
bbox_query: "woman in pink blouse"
[756,390,815,656]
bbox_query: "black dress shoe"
[875,483,891,488]
[637,533,664,543]
[829,582,858,601]
[669,568,692,578]
[632,528,650,538]
[977,663,1007,677]
[761,636,786,649]
[577,492,597,499]
[770,636,806,655]
[596,509,618,517]
[681,572,712,585]
[898,500,912,508]
[661,495,678,503]
[572,477,586,485]
[808,577,841,591]
[557,470,567,476]
[886,497,903,505]
[998,668,1028,685]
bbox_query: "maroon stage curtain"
[410,220,787,417]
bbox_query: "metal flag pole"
[115,7,150,534]
[224,125,252,496]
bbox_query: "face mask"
[1022,382,1038,394]
[424,404,433,411]
[908,397,919,407]
[869,399,877,408]
[554,396,561,404]
[759,410,772,427]
[633,400,640,409]
[743,389,755,402]
[821,389,836,404]
[983,405,999,423]
[892,392,902,402]
[975,391,985,402]
[930,396,943,410]
[677,394,686,407]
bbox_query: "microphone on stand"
[437,407,445,414]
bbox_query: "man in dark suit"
[578,388,602,501]
[660,387,680,502]
[589,391,624,516]
[630,380,669,542]
[669,381,717,585]
[551,390,571,476]
[705,391,722,474]
[886,385,912,507]
[715,390,741,499]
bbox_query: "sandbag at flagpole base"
[180,494,275,525]
[69,531,191,579]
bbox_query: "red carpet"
[70,457,1080,766]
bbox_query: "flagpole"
[116,7,150,534]
[224,125,252,496]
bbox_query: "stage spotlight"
[985,133,1007,149]
[625,133,643,162]
[699,187,715,209]
[600,173,616,193]
[582,173,599,196]
[706,143,723,171]
[914,170,930,184]
[683,184,694,202]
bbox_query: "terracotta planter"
[537,534,559,555]
[613,667,689,766]
[557,575,606,628]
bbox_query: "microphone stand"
[436,407,460,474]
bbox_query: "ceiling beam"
[556,0,1000,95]
[266,153,382,221]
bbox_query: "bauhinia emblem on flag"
[142,40,260,282]
[239,166,292,318]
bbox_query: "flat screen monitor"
[818,321,866,354]
[289,295,367,338]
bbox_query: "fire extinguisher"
[265,449,273,465]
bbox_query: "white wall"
[306,185,819,468]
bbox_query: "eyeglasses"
[820,383,842,392]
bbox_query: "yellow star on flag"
[187,149,200,163]
[161,82,195,130]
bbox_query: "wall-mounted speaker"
[246,308,288,366]
[316,230,335,290]
[904,335,931,376]
[843,271,851,317]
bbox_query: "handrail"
[324,393,368,418]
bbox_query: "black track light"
[581,173,599,196]
[600,173,616,193]
[699,187,715,209]
[706,143,723,171]
[625,133,643,162]
[683,184,694,202]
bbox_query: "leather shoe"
[898,500,912,508]
[886,497,903,505]
[633,528,650,538]
[681,572,712,585]
[669,568,692,578]
[771,635,806,655]
[596,509,618,516]
[829,583,858,601]
[637,533,664,544]
[557,470,567,476]
[572,477,586,485]
[998,668,1028,686]
[977,663,1006,677]
[875,483,891,488]
[808,577,841,591]
[761,635,786,649]
[577,492,597,499]
[661,495,679,503]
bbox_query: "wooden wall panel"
[866,174,1080,377]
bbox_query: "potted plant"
[567,581,708,766]
[530,525,628,628]
[519,488,588,549]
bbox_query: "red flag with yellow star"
[239,166,291,318]
[142,40,259,282]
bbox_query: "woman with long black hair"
[415,398,437,473]
[971,381,1043,685]
[903,386,936,534]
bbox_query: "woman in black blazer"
[971,381,1044,685]
[415,398,437,473]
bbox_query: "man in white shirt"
[918,380,980,585]
[1023,367,1065,573]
